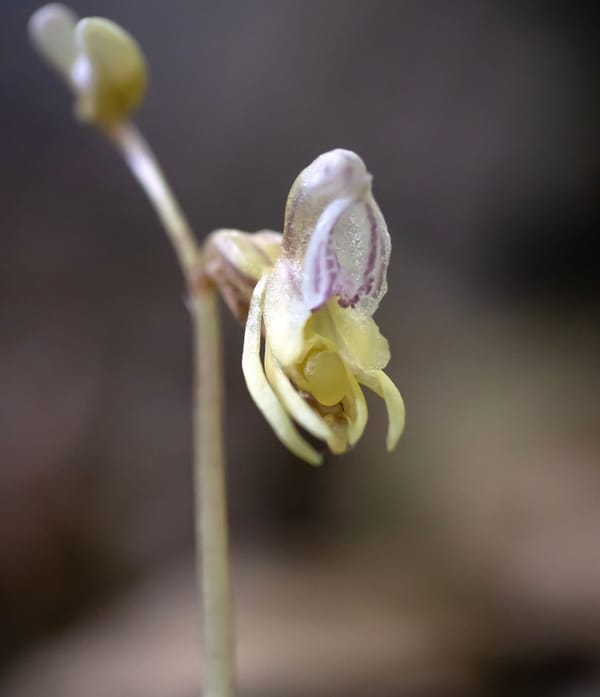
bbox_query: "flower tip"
[303,149,371,199]
[305,449,324,467]
[385,393,405,452]
[29,4,77,79]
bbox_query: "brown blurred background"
[2,1,600,696]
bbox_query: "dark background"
[1,2,600,695]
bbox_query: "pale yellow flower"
[239,149,405,465]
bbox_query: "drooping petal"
[343,369,369,446]
[357,370,405,451]
[264,343,333,443]
[324,418,349,454]
[242,276,322,465]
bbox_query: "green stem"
[108,122,234,697]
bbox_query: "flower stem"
[108,122,234,697]
[107,123,197,274]
[191,280,233,697]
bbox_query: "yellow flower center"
[302,350,348,406]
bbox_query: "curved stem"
[108,122,197,275]
[108,122,234,697]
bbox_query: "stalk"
[109,122,234,697]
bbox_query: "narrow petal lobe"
[242,277,323,465]
[358,370,405,451]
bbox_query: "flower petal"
[282,149,370,260]
[204,228,282,322]
[262,261,311,367]
[325,419,349,454]
[324,301,391,372]
[242,276,323,465]
[302,194,391,314]
[343,369,368,446]
[206,229,281,283]
[264,343,333,443]
[357,370,405,451]
[301,194,354,311]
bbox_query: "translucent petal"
[282,150,370,261]
[357,370,405,450]
[303,194,390,314]
[264,343,333,443]
[301,195,354,311]
[242,276,322,465]
[268,150,391,366]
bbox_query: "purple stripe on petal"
[335,202,381,307]
[312,240,324,294]
[304,191,389,313]
[364,202,378,279]
[373,238,385,297]
[366,202,387,298]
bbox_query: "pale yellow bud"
[29,4,77,80]
[29,5,147,127]
[72,18,147,126]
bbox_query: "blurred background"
[1,1,600,695]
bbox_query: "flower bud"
[28,4,77,80]
[203,229,282,323]
[71,18,147,126]
[30,5,147,127]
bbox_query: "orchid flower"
[208,149,405,465]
